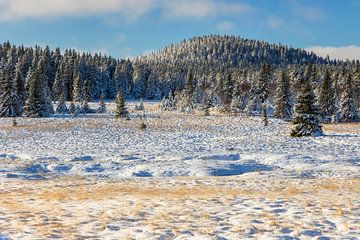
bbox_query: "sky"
[0,0,359,60]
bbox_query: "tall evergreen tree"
[275,69,292,119]
[55,93,68,114]
[257,63,271,104]
[230,80,241,116]
[291,76,323,137]
[262,108,268,126]
[72,72,84,102]
[115,89,128,118]
[318,69,336,119]
[97,94,106,113]
[23,65,52,118]
[223,72,233,111]
[339,74,358,122]
[354,65,360,107]
[0,60,22,117]
[52,62,66,101]
[14,61,25,105]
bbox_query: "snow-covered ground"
[0,102,359,239]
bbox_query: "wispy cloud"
[161,0,253,19]
[0,0,155,21]
[216,21,235,33]
[289,0,326,22]
[306,45,360,60]
[265,15,283,29]
[0,0,253,21]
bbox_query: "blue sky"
[0,0,359,60]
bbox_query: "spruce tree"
[80,100,92,114]
[55,93,68,114]
[23,65,51,118]
[52,62,66,101]
[318,69,336,120]
[291,76,323,137]
[203,93,212,116]
[69,102,76,114]
[230,82,241,117]
[0,62,22,117]
[14,61,25,105]
[274,69,292,120]
[339,74,358,122]
[257,63,271,104]
[262,108,268,126]
[97,95,106,113]
[72,73,84,102]
[354,65,360,107]
[183,68,195,109]
[115,89,128,118]
[223,73,234,112]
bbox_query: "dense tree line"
[0,35,359,122]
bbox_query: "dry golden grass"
[0,176,359,238]
[323,122,360,134]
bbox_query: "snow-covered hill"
[0,102,359,180]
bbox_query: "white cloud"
[0,0,252,21]
[216,21,235,32]
[161,0,252,19]
[305,45,360,61]
[0,0,155,21]
[114,33,127,43]
[266,15,283,29]
[289,0,326,22]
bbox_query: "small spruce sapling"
[262,107,268,126]
[115,89,128,119]
[97,95,106,114]
[291,76,323,137]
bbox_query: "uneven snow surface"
[0,102,359,239]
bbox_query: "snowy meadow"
[0,101,359,239]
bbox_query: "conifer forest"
[1,35,360,239]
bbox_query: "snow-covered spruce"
[115,89,128,118]
[339,74,359,122]
[0,58,22,117]
[96,95,106,113]
[274,69,292,120]
[23,58,53,118]
[291,71,323,137]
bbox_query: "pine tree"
[185,68,194,98]
[318,69,335,119]
[291,76,323,137]
[23,64,52,118]
[80,100,92,114]
[230,80,242,116]
[115,89,128,118]
[354,65,360,107]
[262,108,268,126]
[72,73,84,102]
[339,74,358,122]
[203,92,212,116]
[97,95,106,113]
[146,72,160,100]
[223,72,233,112]
[14,60,25,105]
[52,62,66,101]
[55,93,68,114]
[257,63,271,104]
[69,102,76,114]
[274,69,292,119]
[0,61,22,117]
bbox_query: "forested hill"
[139,35,331,68]
[0,36,359,121]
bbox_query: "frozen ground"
[0,102,359,239]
